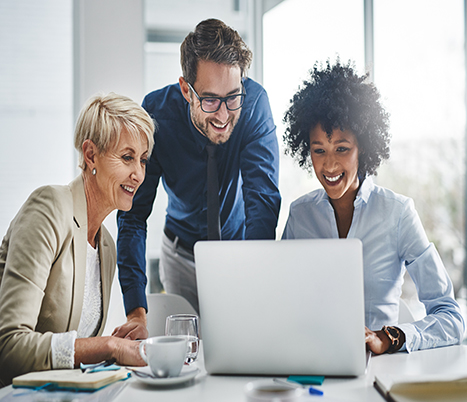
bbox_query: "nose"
[214,100,229,122]
[323,154,338,172]
[132,162,145,184]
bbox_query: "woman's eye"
[141,158,148,166]
[122,155,133,162]
[313,149,324,154]
[337,147,349,152]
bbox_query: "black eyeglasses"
[187,82,246,113]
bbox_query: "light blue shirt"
[282,177,465,352]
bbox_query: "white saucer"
[131,366,200,386]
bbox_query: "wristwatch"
[382,325,402,353]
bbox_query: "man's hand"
[365,326,391,355]
[112,307,148,340]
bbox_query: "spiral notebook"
[194,238,367,377]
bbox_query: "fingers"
[364,328,390,355]
[112,338,146,367]
[124,325,148,340]
[112,322,148,340]
[112,324,129,339]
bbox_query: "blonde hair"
[74,92,155,170]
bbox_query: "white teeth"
[325,174,343,182]
[212,122,227,128]
[122,185,134,193]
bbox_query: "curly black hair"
[283,60,391,178]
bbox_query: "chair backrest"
[398,298,415,324]
[146,293,197,337]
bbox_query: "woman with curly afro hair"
[282,60,464,356]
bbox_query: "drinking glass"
[165,314,199,363]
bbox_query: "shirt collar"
[355,176,374,205]
[315,175,374,206]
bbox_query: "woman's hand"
[109,337,146,367]
[112,307,148,340]
[75,337,146,367]
[365,326,391,355]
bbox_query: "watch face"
[387,326,399,339]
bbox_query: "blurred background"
[0,0,465,327]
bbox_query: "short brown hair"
[74,92,155,171]
[180,18,252,85]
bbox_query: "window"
[264,0,466,305]
[263,0,365,236]
[374,0,465,296]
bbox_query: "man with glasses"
[114,18,280,339]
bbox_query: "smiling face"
[309,124,360,204]
[180,60,243,145]
[92,129,149,213]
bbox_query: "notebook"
[194,238,367,377]
[12,368,129,391]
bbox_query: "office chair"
[146,293,197,337]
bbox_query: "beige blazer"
[0,175,116,386]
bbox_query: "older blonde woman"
[0,93,155,386]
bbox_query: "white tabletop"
[2,344,467,401]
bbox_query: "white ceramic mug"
[244,380,304,402]
[139,336,188,378]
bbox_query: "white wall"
[0,0,74,240]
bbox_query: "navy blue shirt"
[117,78,281,314]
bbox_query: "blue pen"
[273,378,324,396]
[308,386,324,396]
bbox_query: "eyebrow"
[311,138,351,145]
[119,146,136,153]
[200,86,242,97]
[119,146,148,155]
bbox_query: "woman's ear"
[82,139,97,171]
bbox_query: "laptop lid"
[194,238,366,377]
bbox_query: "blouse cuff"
[51,330,77,369]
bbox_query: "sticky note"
[287,375,325,385]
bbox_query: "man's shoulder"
[235,78,273,134]
[143,83,184,115]
[243,77,265,92]
[242,78,268,103]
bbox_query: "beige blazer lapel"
[97,228,114,336]
[68,175,88,331]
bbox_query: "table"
[1,345,467,401]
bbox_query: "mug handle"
[139,341,148,364]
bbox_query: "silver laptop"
[194,238,367,377]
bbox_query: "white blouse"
[51,242,103,368]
